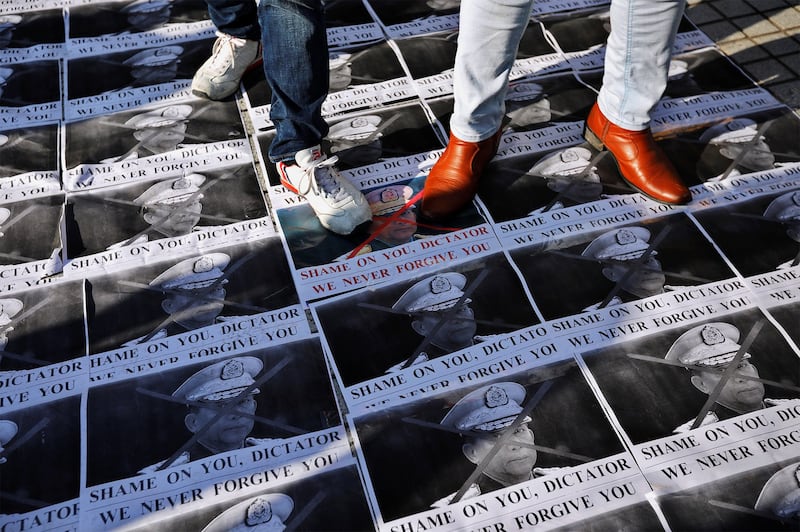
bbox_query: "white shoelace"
[207,32,248,75]
[298,156,349,201]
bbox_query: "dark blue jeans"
[205,0,330,162]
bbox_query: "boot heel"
[583,126,605,151]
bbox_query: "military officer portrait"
[580,311,800,444]
[351,364,623,520]
[668,322,795,432]
[242,38,407,111]
[86,338,340,485]
[66,165,267,257]
[86,238,297,354]
[0,420,17,464]
[0,124,58,178]
[755,462,800,522]
[66,37,212,99]
[136,356,273,473]
[277,175,483,269]
[691,187,800,277]
[201,493,295,531]
[326,115,385,168]
[322,0,379,28]
[479,144,625,222]
[0,281,87,373]
[0,397,81,516]
[658,46,756,100]
[0,10,64,50]
[511,217,734,320]
[358,184,424,252]
[0,194,64,268]
[68,0,210,38]
[367,0,460,26]
[65,97,245,167]
[260,101,446,185]
[697,118,784,182]
[313,256,538,386]
[0,60,60,107]
[658,461,800,531]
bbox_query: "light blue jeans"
[450,0,686,141]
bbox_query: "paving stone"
[742,59,794,85]
[710,0,755,17]
[698,20,746,42]
[686,3,725,24]
[770,7,800,30]
[717,38,770,62]
[752,33,800,57]
[767,80,800,111]
[733,15,781,37]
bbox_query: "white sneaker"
[277,146,371,235]
[191,32,261,100]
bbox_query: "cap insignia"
[172,178,192,190]
[193,256,214,274]
[615,229,636,246]
[429,276,451,294]
[351,117,369,128]
[246,498,273,526]
[380,188,400,203]
[701,325,725,346]
[484,386,510,409]
[220,359,245,381]
[792,192,800,207]
[560,149,579,163]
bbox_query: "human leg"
[585,0,690,204]
[421,0,535,219]
[192,0,262,100]
[259,0,370,234]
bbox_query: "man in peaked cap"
[122,45,183,86]
[139,356,277,473]
[122,0,174,32]
[527,146,604,214]
[666,322,785,433]
[0,66,13,101]
[134,173,206,238]
[114,103,192,160]
[504,82,552,131]
[0,207,11,237]
[387,272,478,372]
[202,493,294,531]
[754,462,800,520]
[327,115,383,168]
[699,118,777,180]
[0,15,21,49]
[663,58,703,98]
[365,185,420,249]
[122,253,232,347]
[432,382,558,506]
[0,298,23,353]
[0,420,17,464]
[764,191,800,269]
[581,226,669,310]
[329,52,353,91]
[151,253,231,330]
[338,183,421,259]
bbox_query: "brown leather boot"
[584,103,691,205]
[421,130,502,219]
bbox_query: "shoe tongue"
[295,146,325,169]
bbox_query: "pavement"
[686,0,800,112]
